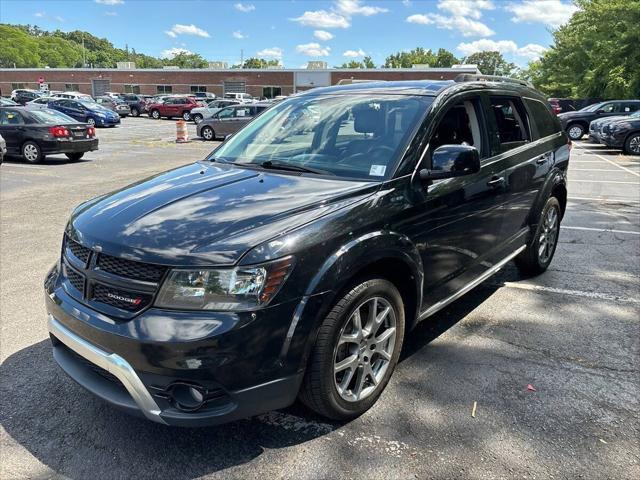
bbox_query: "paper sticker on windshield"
[369,165,386,176]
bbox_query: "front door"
[0,109,25,155]
[399,94,510,312]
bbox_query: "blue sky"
[0,0,579,67]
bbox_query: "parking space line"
[568,196,640,203]
[570,179,639,185]
[498,282,640,303]
[583,151,640,178]
[562,225,640,235]
[570,168,628,172]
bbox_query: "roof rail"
[454,74,533,89]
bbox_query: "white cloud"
[234,3,255,13]
[54,15,65,22]
[104,11,118,16]
[406,13,494,37]
[232,31,245,39]
[343,48,366,57]
[34,11,64,22]
[160,47,193,59]
[516,43,548,59]
[95,0,124,5]
[437,0,494,20]
[314,30,334,41]
[34,12,45,18]
[165,24,210,38]
[292,10,350,28]
[257,47,283,58]
[457,39,547,60]
[402,0,412,6]
[506,1,578,28]
[296,42,331,57]
[335,0,387,17]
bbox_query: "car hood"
[68,162,377,266]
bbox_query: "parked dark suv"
[45,78,570,426]
[557,100,640,140]
[119,94,148,117]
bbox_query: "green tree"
[384,47,436,68]
[163,52,208,69]
[530,0,639,98]
[433,48,459,68]
[465,51,516,76]
[240,57,281,68]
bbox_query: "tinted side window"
[489,96,531,152]
[524,98,559,138]
[0,110,24,125]
[623,102,639,113]
[430,98,486,159]
[600,103,618,113]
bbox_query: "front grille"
[66,236,92,265]
[93,283,152,311]
[65,267,85,293]
[98,253,166,282]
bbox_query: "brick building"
[0,67,479,98]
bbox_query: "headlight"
[155,256,294,311]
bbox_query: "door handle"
[487,176,505,187]
[535,155,548,164]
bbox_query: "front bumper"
[600,131,625,148]
[44,266,326,426]
[96,116,121,127]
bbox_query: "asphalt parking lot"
[1,118,638,479]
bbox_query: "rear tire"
[65,152,84,161]
[86,118,96,127]
[130,107,140,117]
[182,111,191,121]
[299,278,404,420]
[201,126,215,141]
[623,132,640,155]
[22,141,43,164]
[566,123,584,140]
[515,196,561,276]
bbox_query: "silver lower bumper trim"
[48,315,167,425]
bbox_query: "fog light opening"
[170,383,206,412]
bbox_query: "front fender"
[279,230,423,370]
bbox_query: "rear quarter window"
[524,98,561,138]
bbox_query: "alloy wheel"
[87,118,96,127]
[23,144,39,162]
[193,114,203,124]
[182,112,191,121]
[568,125,583,140]
[629,135,640,154]
[538,205,559,264]
[202,127,214,140]
[333,297,397,402]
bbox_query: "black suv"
[557,99,640,140]
[600,111,640,155]
[118,94,148,117]
[45,78,570,426]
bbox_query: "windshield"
[209,94,430,180]
[580,102,603,112]
[29,109,79,124]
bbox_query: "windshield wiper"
[260,160,332,175]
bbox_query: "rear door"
[0,109,26,154]
[485,95,547,245]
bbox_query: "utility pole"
[240,49,244,68]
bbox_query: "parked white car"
[51,91,94,101]
[223,92,255,103]
[190,99,240,124]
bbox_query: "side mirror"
[419,145,480,181]
[595,109,605,114]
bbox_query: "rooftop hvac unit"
[116,62,136,69]
[306,61,328,70]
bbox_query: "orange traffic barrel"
[176,120,189,143]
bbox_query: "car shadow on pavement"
[3,155,93,166]
[0,283,504,479]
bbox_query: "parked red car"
[146,96,200,121]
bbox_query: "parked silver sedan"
[190,100,240,124]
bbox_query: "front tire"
[22,141,43,163]
[130,107,140,117]
[150,109,161,119]
[86,118,96,127]
[623,132,640,155]
[201,126,215,141]
[65,152,84,161]
[299,278,405,420]
[193,114,203,124]
[567,123,585,140]
[515,196,561,276]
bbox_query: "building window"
[157,85,173,94]
[11,83,25,90]
[190,85,207,93]
[124,84,141,94]
[262,86,282,99]
[65,83,79,91]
